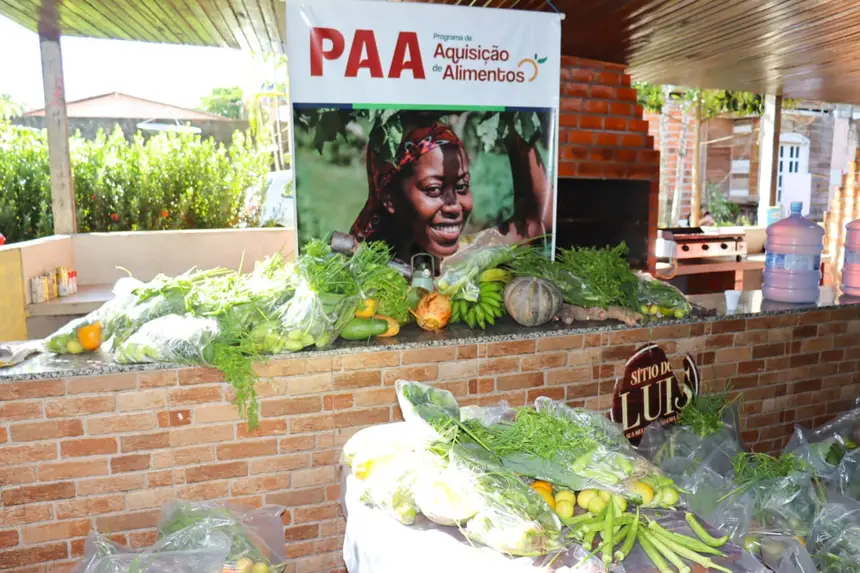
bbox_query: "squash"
[503,277,562,327]
[374,314,400,337]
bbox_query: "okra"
[602,499,614,567]
[685,512,729,547]
[615,508,639,562]
[638,531,673,573]
[647,520,726,557]
[643,530,691,573]
[652,532,732,573]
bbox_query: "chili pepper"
[685,512,729,547]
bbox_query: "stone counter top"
[2,286,857,382]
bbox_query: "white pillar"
[39,33,77,235]
[756,94,782,226]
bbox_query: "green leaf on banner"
[514,112,541,145]
[476,113,501,153]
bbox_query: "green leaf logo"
[537,57,547,64]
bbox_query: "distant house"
[15,92,248,146]
[645,98,853,223]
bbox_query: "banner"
[286,0,562,267]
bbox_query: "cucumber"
[340,318,388,341]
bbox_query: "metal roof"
[3,0,860,105]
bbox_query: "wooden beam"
[756,94,782,226]
[689,97,703,227]
[39,34,77,235]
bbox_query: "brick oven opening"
[554,177,651,269]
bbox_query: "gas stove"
[656,227,747,261]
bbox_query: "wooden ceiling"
[3,0,860,105]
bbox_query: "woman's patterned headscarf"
[350,122,464,241]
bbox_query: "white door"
[777,143,808,202]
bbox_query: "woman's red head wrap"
[350,122,464,241]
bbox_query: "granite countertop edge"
[3,288,858,382]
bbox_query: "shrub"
[0,123,271,243]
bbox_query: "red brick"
[570,68,594,82]
[628,119,650,132]
[237,419,286,438]
[578,162,603,177]
[137,370,178,388]
[487,340,536,357]
[352,387,397,407]
[341,351,399,370]
[184,461,247,484]
[596,133,618,146]
[88,413,155,434]
[578,115,603,130]
[620,134,645,147]
[0,543,67,569]
[167,386,222,405]
[22,519,90,544]
[285,524,319,542]
[61,437,117,458]
[97,510,161,532]
[596,71,621,85]
[528,387,565,402]
[322,393,354,410]
[175,367,224,385]
[254,359,307,378]
[591,85,616,99]
[401,346,457,364]
[2,482,75,505]
[564,83,590,97]
[157,409,191,427]
[753,343,786,359]
[0,379,64,401]
[382,365,437,385]
[77,474,145,495]
[121,432,170,452]
[0,505,53,527]
[38,459,107,480]
[267,487,326,508]
[45,396,114,418]
[0,464,36,486]
[559,113,578,127]
[585,100,609,114]
[111,454,150,473]
[610,102,634,116]
[261,396,322,417]
[0,443,56,465]
[293,503,341,524]
[468,377,494,394]
[560,98,584,112]
[333,408,390,429]
[710,319,747,334]
[567,130,595,145]
[290,414,335,433]
[547,366,592,385]
[537,335,584,351]
[217,439,278,460]
[249,453,309,474]
[478,357,520,375]
[169,424,234,447]
[497,372,544,391]
[0,401,42,421]
[522,352,567,371]
[66,374,136,394]
[11,419,82,442]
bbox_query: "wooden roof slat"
[167,0,222,46]
[239,0,275,53]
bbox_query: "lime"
[612,494,628,513]
[577,489,597,510]
[554,500,575,520]
[587,496,607,514]
[554,490,576,505]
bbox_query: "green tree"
[0,94,24,121]
[199,87,244,119]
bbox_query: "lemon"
[630,481,654,506]
[587,496,607,514]
[611,494,628,513]
[577,489,597,510]
[554,490,576,505]
[554,500,575,519]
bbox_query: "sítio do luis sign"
[609,344,700,443]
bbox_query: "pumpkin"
[503,277,562,327]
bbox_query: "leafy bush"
[0,123,271,243]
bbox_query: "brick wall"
[645,100,699,222]
[1,307,859,573]
[557,56,660,268]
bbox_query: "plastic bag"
[73,523,231,573]
[436,232,516,300]
[44,277,143,354]
[808,492,860,572]
[672,464,754,544]
[275,283,358,351]
[746,534,818,573]
[395,380,461,443]
[639,405,745,479]
[742,472,824,538]
[837,448,860,500]
[104,290,188,347]
[785,409,860,484]
[113,314,220,365]
[156,501,287,571]
[635,271,692,319]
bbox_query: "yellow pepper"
[355,298,376,318]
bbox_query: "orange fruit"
[530,480,553,493]
[77,322,103,352]
[535,487,555,509]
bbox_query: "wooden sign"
[609,343,700,442]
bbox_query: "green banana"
[465,307,476,329]
[478,269,511,284]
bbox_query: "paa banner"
[286,0,562,266]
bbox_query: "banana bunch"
[451,269,511,329]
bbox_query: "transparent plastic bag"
[114,314,220,365]
[639,407,745,479]
[395,380,461,443]
[808,492,860,572]
[746,534,818,573]
[785,410,860,484]
[276,283,358,351]
[635,271,692,318]
[436,233,516,300]
[745,472,825,538]
[673,464,754,544]
[837,448,860,500]
[73,524,231,573]
[606,509,767,573]
[44,277,143,355]
[156,501,287,571]
[104,291,188,347]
